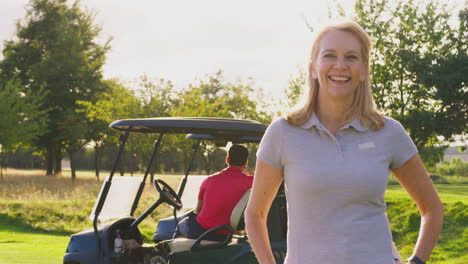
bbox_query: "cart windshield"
[89,176,142,222]
[178,175,208,209]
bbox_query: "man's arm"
[243,166,254,176]
[194,199,203,214]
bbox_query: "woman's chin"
[327,89,355,100]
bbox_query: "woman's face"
[310,29,367,101]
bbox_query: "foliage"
[352,0,467,166]
[126,76,180,176]
[436,158,468,177]
[173,70,271,123]
[0,80,48,178]
[135,75,178,118]
[284,66,307,110]
[77,71,273,175]
[0,0,111,175]
[171,70,272,173]
[77,78,140,177]
[0,80,48,151]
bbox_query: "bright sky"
[0,0,356,102]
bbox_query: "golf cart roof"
[109,117,267,137]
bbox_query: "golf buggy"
[63,117,287,264]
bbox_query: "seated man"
[176,144,253,241]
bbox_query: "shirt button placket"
[335,133,344,159]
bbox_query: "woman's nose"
[333,56,347,69]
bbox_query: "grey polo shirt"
[257,114,417,264]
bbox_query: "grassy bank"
[0,169,467,263]
[0,169,178,238]
[386,198,468,264]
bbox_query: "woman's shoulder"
[266,116,289,129]
[260,117,290,143]
[380,116,408,135]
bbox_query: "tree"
[77,78,140,179]
[59,108,91,181]
[172,71,272,173]
[0,0,111,175]
[131,76,180,179]
[174,71,271,122]
[0,80,47,179]
[284,66,307,110]
[353,0,467,167]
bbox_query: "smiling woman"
[311,30,366,102]
[245,20,444,264]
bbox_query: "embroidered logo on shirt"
[358,142,376,149]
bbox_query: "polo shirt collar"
[300,113,321,129]
[225,166,243,173]
[300,113,368,132]
[344,118,368,132]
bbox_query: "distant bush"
[436,158,468,177]
[429,174,449,183]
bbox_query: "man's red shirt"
[196,166,253,233]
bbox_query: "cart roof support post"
[93,130,130,264]
[177,138,202,198]
[130,133,165,216]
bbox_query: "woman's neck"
[315,96,353,135]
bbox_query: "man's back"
[196,167,253,232]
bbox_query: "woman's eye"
[324,54,335,58]
[347,55,358,60]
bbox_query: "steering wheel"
[154,179,183,210]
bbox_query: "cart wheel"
[150,255,167,264]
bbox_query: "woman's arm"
[245,160,284,264]
[391,154,444,263]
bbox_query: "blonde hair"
[286,20,384,130]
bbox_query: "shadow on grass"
[0,213,73,236]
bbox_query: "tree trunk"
[94,145,100,181]
[54,144,62,176]
[0,151,5,181]
[46,144,55,176]
[70,149,76,182]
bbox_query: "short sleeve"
[198,178,207,200]
[387,118,418,169]
[257,118,284,170]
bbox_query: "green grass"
[0,222,69,264]
[387,184,468,204]
[0,169,467,264]
[386,184,468,264]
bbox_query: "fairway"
[386,184,468,204]
[0,223,69,264]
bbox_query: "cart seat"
[169,188,251,253]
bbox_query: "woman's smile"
[310,29,366,100]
